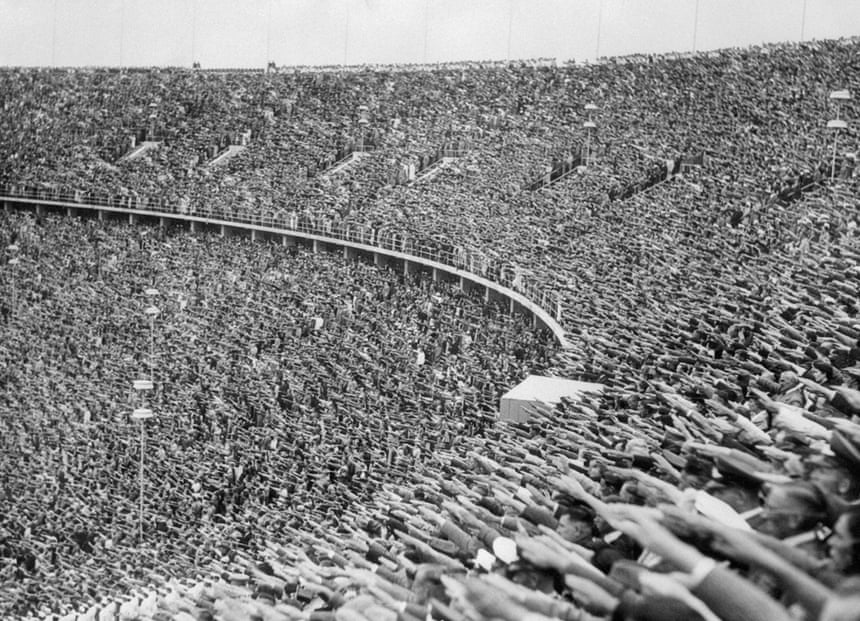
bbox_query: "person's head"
[829,511,860,575]
[586,460,604,482]
[759,482,828,538]
[555,501,596,545]
[777,371,799,394]
[506,561,557,593]
[807,457,859,500]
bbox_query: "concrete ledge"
[208,145,247,168]
[119,141,160,163]
[324,151,370,177]
[413,157,457,184]
[0,195,570,349]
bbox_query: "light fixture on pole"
[828,90,852,181]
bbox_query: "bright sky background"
[0,0,858,68]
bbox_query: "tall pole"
[506,0,514,61]
[423,0,429,63]
[149,315,155,383]
[51,0,58,66]
[7,246,19,313]
[191,0,197,66]
[692,0,700,53]
[266,0,272,66]
[139,419,145,542]
[119,0,125,68]
[595,0,603,60]
[585,129,591,167]
[800,0,807,41]
[831,99,844,181]
[9,260,17,310]
[831,129,839,182]
[131,408,150,546]
[343,1,350,67]
[133,387,154,541]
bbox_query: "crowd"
[4,39,859,304]
[0,34,859,621]
[0,210,555,619]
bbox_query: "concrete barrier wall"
[1,195,570,349]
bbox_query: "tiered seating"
[0,37,859,621]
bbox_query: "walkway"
[0,191,571,350]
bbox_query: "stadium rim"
[1,194,572,350]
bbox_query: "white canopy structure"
[499,375,604,422]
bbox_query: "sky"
[0,0,858,68]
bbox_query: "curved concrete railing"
[1,191,571,349]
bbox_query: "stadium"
[1,1,860,620]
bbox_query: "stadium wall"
[1,195,571,349]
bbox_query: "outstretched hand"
[564,574,619,615]
[516,535,575,573]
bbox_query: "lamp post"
[828,90,852,182]
[148,107,158,142]
[132,287,160,544]
[800,0,807,41]
[506,0,514,61]
[7,244,19,311]
[828,119,847,181]
[583,103,598,166]
[357,106,369,152]
[144,289,160,383]
[265,0,272,69]
[94,232,105,281]
[692,0,700,53]
[131,399,153,544]
[51,0,58,66]
[119,0,125,69]
[343,0,350,67]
